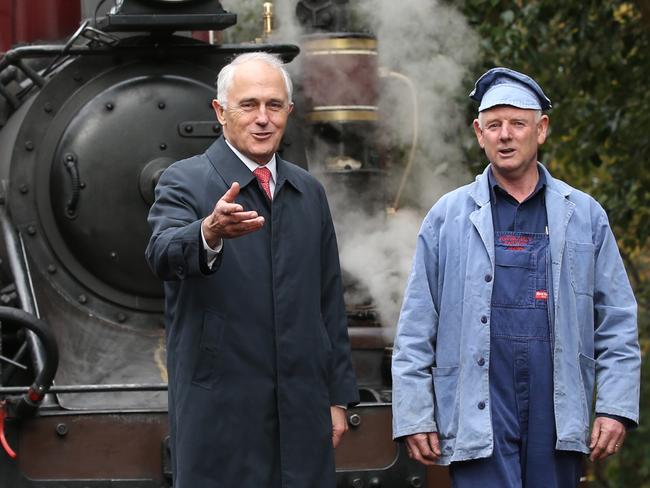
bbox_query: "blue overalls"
[451,169,582,487]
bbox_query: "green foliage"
[452,0,650,485]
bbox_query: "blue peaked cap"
[469,67,552,112]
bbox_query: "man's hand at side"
[404,432,441,466]
[202,182,265,247]
[331,406,348,448]
[589,417,626,462]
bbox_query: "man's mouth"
[251,132,273,140]
[498,148,515,157]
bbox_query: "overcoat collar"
[205,136,305,195]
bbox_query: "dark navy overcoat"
[145,137,359,488]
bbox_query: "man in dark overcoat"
[146,52,359,488]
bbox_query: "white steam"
[220,0,479,329]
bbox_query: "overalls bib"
[451,230,582,488]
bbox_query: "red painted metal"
[0,0,81,53]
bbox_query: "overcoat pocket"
[191,310,226,390]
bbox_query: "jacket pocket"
[316,318,333,381]
[578,353,596,426]
[567,241,595,296]
[191,311,226,390]
[431,365,460,440]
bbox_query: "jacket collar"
[205,136,304,195]
[469,162,572,207]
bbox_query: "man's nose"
[255,105,270,124]
[498,123,512,140]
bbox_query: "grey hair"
[216,52,293,108]
[477,109,542,129]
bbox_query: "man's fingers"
[590,418,626,462]
[225,210,258,222]
[221,182,240,203]
[218,202,244,215]
[230,217,265,236]
[405,434,438,466]
[428,432,442,457]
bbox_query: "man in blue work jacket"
[391,67,640,487]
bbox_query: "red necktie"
[253,166,272,200]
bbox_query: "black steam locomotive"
[0,0,450,486]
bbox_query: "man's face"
[213,60,293,165]
[473,106,549,179]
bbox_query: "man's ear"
[212,99,227,126]
[537,114,549,145]
[472,119,484,149]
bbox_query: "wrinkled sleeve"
[392,215,440,439]
[145,163,221,281]
[318,186,359,407]
[593,210,640,426]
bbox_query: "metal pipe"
[263,2,274,40]
[0,383,167,395]
[380,69,419,213]
[0,195,44,375]
[0,307,59,418]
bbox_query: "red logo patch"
[535,290,548,300]
[498,234,531,251]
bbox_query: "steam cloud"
[221,0,479,329]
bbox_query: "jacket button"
[478,401,486,410]
[176,265,184,274]
[478,357,485,366]
[484,274,492,282]
[481,315,488,324]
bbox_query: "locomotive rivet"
[408,476,422,488]
[109,251,118,261]
[105,102,114,111]
[351,478,363,488]
[44,102,53,113]
[24,141,34,151]
[19,184,28,194]
[26,225,36,236]
[158,102,166,109]
[55,423,68,436]
[368,478,381,488]
[66,154,75,162]
[80,182,86,189]
[117,313,127,323]
[348,413,361,427]
[78,294,87,304]
[184,125,193,133]
[159,143,167,150]
[47,264,57,274]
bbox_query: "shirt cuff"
[201,223,222,269]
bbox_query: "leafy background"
[452,1,650,485]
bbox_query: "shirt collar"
[488,164,546,203]
[225,139,277,184]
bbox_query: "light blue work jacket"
[392,164,640,464]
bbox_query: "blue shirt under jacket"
[391,163,640,464]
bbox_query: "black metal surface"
[296,0,351,32]
[97,0,237,32]
[5,36,298,316]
